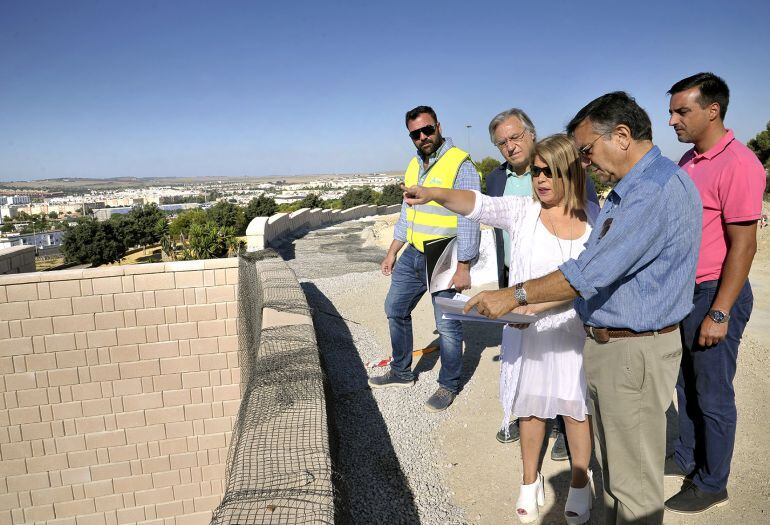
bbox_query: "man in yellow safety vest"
[368,105,480,412]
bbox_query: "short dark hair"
[566,91,653,142]
[405,105,437,127]
[668,72,730,121]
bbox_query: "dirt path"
[438,208,770,524]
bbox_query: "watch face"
[710,310,726,323]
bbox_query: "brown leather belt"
[584,324,678,344]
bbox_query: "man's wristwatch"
[514,282,528,306]
[708,309,730,323]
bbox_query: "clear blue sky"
[2,0,769,181]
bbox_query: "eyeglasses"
[578,132,611,158]
[408,125,437,140]
[531,165,553,178]
[494,130,530,148]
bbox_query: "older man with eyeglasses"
[368,105,480,412]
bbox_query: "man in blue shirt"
[466,92,702,524]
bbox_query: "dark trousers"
[675,279,753,493]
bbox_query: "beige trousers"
[583,329,682,525]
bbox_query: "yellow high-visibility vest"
[404,146,479,252]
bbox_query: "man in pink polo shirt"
[665,72,766,514]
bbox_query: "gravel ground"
[280,218,473,524]
[275,214,770,524]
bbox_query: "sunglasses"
[531,165,553,178]
[408,124,437,140]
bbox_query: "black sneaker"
[424,387,455,412]
[368,370,414,389]
[665,484,728,514]
[550,431,569,461]
[664,454,692,480]
[495,421,520,443]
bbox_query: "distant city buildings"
[92,202,201,221]
[0,173,402,253]
[1,195,31,205]
[0,230,65,251]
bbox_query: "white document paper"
[428,237,457,294]
[435,293,538,325]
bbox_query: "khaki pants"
[584,329,682,525]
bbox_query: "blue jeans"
[675,279,753,493]
[384,245,464,394]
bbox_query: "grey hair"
[488,108,536,144]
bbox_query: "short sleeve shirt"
[679,130,767,283]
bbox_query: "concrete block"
[53,498,96,518]
[60,296,97,318]
[135,308,165,326]
[50,280,82,299]
[134,273,175,292]
[168,322,198,340]
[53,313,95,333]
[45,333,78,352]
[48,367,80,387]
[112,291,144,312]
[91,276,123,295]
[138,341,179,361]
[29,298,74,318]
[94,311,125,330]
[116,327,147,346]
[55,350,87,369]
[25,352,57,371]
[174,271,204,289]
[6,282,38,301]
[114,409,146,430]
[118,360,160,379]
[0,336,32,358]
[21,317,54,336]
[204,286,235,303]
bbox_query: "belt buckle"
[591,327,610,344]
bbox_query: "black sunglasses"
[408,124,436,140]
[531,165,553,178]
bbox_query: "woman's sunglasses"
[531,165,554,178]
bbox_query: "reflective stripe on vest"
[404,146,479,252]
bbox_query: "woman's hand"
[402,184,433,206]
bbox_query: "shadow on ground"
[302,281,419,524]
[414,321,503,393]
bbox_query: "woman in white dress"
[404,134,600,524]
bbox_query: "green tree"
[587,169,610,197]
[48,211,59,219]
[61,218,127,266]
[295,193,325,209]
[747,121,770,169]
[169,208,207,238]
[121,204,167,251]
[244,195,277,225]
[377,184,403,205]
[475,156,500,194]
[475,156,500,178]
[184,222,233,259]
[207,201,246,234]
[340,187,377,208]
[1,223,13,233]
